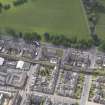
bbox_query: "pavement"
[31,91,78,104]
[19,48,78,105]
[80,75,92,105]
[20,47,42,105]
[20,63,78,105]
[87,102,102,105]
[0,42,100,105]
[80,48,97,105]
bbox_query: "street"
[80,47,97,105]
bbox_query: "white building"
[0,57,4,66]
[16,60,24,69]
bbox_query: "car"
[33,41,40,47]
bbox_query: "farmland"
[0,0,90,41]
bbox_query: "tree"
[71,36,77,43]
[23,32,41,42]
[44,32,50,41]
[13,0,28,6]
[23,32,34,42]
[32,32,41,41]
[6,28,18,38]
[3,4,11,10]
[0,2,3,13]
[99,41,105,52]
[19,32,23,38]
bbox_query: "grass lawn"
[0,0,14,4]
[96,0,105,40]
[0,0,90,40]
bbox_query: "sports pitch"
[0,0,90,40]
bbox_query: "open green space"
[0,0,13,4]
[0,0,90,40]
[96,0,105,40]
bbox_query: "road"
[20,48,42,105]
[0,43,100,105]
[31,91,78,104]
[20,65,36,105]
[20,63,78,105]
[0,45,103,76]
[87,102,102,105]
[20,45,78,105]
[80,48,97,105]
[80,75,92,105]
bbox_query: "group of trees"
[0,0,29,13]
[0,0,105,51]
[82,0,101,46]
[82,0,105,52]
[44,32,93,49]
[23,32,41,42]
[4,28,94,49]
[13,0,28,6]
[99,40,105,52]
[4,27,105,51]
[3,28,105,51]
[5,28,41,43]
[0,2,11,12]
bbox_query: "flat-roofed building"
[0,57,4,66]
[0,71,28,88]
[0,91,21,105]
[16,61,24,69]
[6,72,28,88]
[16,60,30,70]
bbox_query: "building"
[16,60,30,70]
[0,91,21,105]
[6,72,28,88]
[0,71,28,88]
[0,57,4,66]
[16,61,24,69]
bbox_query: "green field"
[0,0,90,40]
[0,0,13,4]
[96,0,105,40]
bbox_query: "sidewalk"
[87,102,101,105]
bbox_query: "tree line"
[3,29,94,50]
[44,32,93,49]
[13,0,28,6]
[2,28,105,51]
[82,0,105,51]
[0,0,29,13]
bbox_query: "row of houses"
[56,70,79,97]
[0,71,28,89]
[89,76,105,105]
[23,94,78,105]
[31,65,59,94]
[0,56,31,71]
[0,91,21,105]
[0,39,38,59]
[63,48,90,68]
